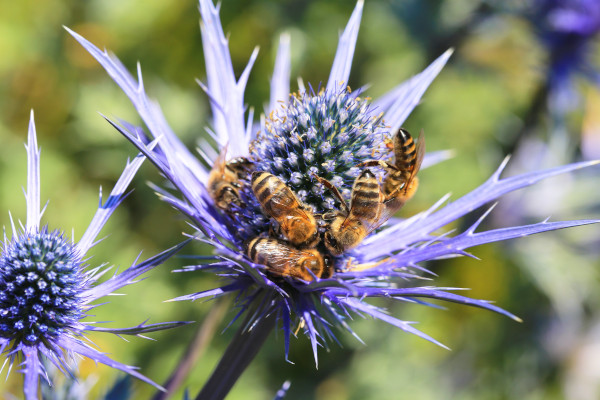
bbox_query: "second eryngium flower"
[0,112,189,400]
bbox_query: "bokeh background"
[1,0,600,399]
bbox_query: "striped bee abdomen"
[394,128,417,172]
[349,169,383,221]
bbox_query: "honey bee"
[315,128,424,256]
[245,237,333,281]
[315,168,386,256]
[359,128,425,213]
[251,171,319,248]
[207,147,254,211]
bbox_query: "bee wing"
[371,133,425,230]
[350,189,389,235]
[272,183,317,222]
[259,243,306,278]
[269,189,312,217]
[262,248,292,273]
[408,130,425,183]
[356,206,389,235]
[370,201,401,232]
[213,143,229,173]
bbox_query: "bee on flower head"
[360,128,425,214]
[207,146,255,212]
[251,171,320,249]
[316,168,387,256]
[245,236,332,282]
[316,128,424,256]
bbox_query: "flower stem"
[194,309,277,400]
[153,297,230,400]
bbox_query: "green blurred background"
[1,0,600,399]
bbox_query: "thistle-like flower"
[0,112,188,400]
[66,0,598,389]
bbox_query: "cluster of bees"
[207,128,424,282]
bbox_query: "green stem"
[194,309,277,400]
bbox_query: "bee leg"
[311,174,350,214]
[322,211,338,221]
[357,160,399,171]
[313,213,328,226]
[268,220,282,238]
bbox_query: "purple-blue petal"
[59,337,163,391]
[269,33,291,113]
[168,282,243,302]
[325,286,520,321]
[65,27,208,183]
[199,0,257,156]
[361,158,600,258]
[25,110,41,233]
[339,297,450,349]
[82,239,191,302]
[103,117,226,238]
[326,0,364,93]
[354,219,599,279]
[377,49,453,131]
[301,310,320,368]
[76,151,147,255]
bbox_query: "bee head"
[216,187,241,209]
[302,257,322,277]
[303,229,320,249]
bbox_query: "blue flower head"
[67,0,599,365]
[0,112,187,399]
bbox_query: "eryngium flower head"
[0,229,84,346]
[0,112,186,399]
[68,0,599,364]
